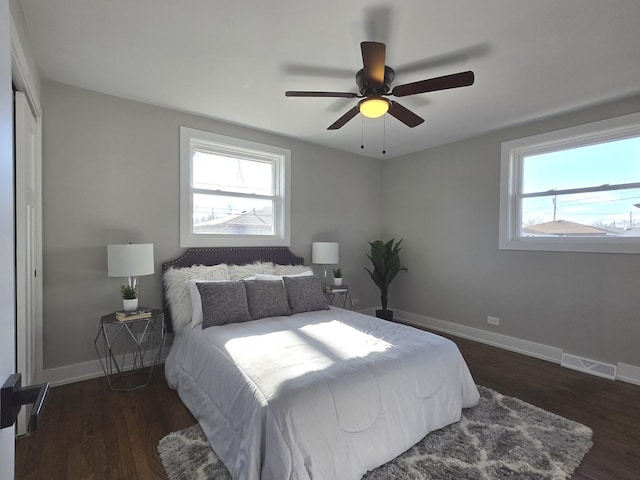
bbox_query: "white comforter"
[165,307,479,480]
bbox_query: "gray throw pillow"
[244,279,292,320]
[283,275,330,314]
[197,281,252,328]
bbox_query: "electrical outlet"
[487,315,500,326]
[351,298,360,306]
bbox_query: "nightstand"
[94,308,166,391]
[324,285,352,309]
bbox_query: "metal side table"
[324,286,353,309]
[94,309,166,391]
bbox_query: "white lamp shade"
[311,242,339,265]
[107,244,155,277]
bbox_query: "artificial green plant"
[120,284,137,300]
[365,238,407,312]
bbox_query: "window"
[180,127,290,247]
[499,112,640,254]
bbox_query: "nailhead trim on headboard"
[162,247,304,270]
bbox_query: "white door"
[15,91,41,436]
[1,0,17,475]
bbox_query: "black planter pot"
[376,309,394,321]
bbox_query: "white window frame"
[180,127,291,248]
[499,112,640,254]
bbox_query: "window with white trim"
[180,127,291,247]
[499,112,640,254]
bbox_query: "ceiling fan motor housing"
[356,66,395,96]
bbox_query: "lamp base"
[323,264,328,290]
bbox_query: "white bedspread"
[165,307,479,480]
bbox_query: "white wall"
[382,94,640,368]
[41,80,382,370]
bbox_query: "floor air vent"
[561,353,616,380]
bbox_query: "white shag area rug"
[158,386,593,480]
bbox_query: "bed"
[163,247,479,480]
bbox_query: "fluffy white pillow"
[164,264,230,331]
[228,261,276,281]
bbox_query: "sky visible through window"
[521,136,640,232]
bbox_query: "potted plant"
[333,267,343,286]
[120,284,138,311]
[365,238,407,321]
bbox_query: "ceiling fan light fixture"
[358,97,389,119]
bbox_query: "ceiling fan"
[285,42,475,130]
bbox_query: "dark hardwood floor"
[16,334,640,480]
[15,371,195,480]
[450,334,640,480]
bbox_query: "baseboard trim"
[43,359,105,387]
[43,347,168,388]
[393,309,563,364]
[616,362,640,386]
[391,308,640,386]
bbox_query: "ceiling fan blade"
[286,91,359,98]
[362,5,392,45]
[391,71,475,97]
[387,101,424,128]
[361,41,386,85]
[327,106,360,130]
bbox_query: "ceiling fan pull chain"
[382,116,386,155]
[361,115,364,150]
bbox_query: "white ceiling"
[19,0,640,159]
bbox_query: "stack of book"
[326,285,348,293]
[115,307,153,321]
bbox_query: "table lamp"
[312,242,339,290]
[107,243,154,309]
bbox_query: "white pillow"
[164,264,230,331]
[256,270,313,281]
[286,270,314,277]
[255,273,284,281]
[189,279,230,328]
[228,261,276,281]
